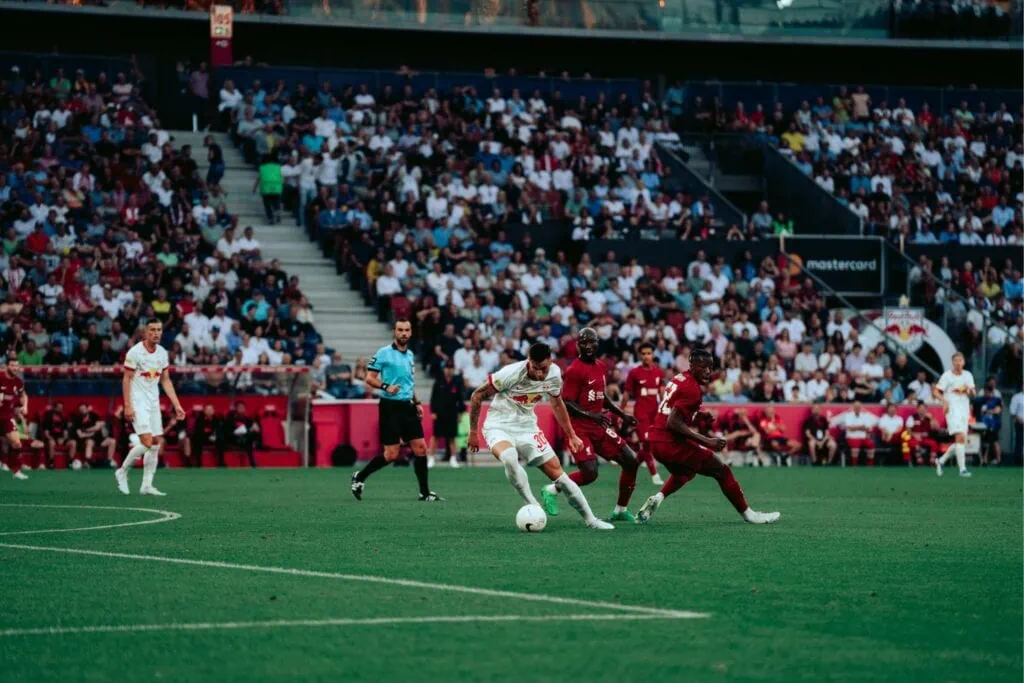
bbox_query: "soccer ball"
[516,504,547,532]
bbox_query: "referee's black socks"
[355,455,389,482]
[413,455,430,496]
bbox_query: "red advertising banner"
[311,401,947,465]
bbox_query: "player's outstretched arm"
[603,396,636,427]
[563,398,609,426]
[467,383,498,452]
[159,370,186,420]
[667,407,725,452]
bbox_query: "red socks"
[638,446,658,476]
[714,469,749,514]
[616,468,637,507]
[659,473,694,498]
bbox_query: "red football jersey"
[624,364,663,421]
[0,374,25,416]
[649,372,703,443]
[562,359,607,413]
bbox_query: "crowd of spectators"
[0,63,325,394]
[907,252,1023,380]
[684,85,1023,245]
[213,73,749,243]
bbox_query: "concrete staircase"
[170,130,401,378]
[676,142,761,193]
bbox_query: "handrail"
[779,235,944,381]
[18,365,311,375]
[762,143,863,236]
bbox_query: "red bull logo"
[512,393,543,406]
[882,308,926,353]
[138,369,161,381]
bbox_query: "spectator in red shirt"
[25,224,50,255]
[758,405,800,464]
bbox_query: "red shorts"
[846,437,874,449]
[571,421,626,463]
[649,439,725,477]
[0,415,15,437]
[634,415,655,441]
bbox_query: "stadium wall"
[311,400,948,465]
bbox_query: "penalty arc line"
[0,613,695,638]
[0,541,709,619]
[0,504,181,537]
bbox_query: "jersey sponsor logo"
[137,369,161,381]
[586,389,604,403]
[587,378,598,385]
[512,393,543,406]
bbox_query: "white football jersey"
[936,369,974,415]
[124,342,169,408]
[485,360,562,429]
[878,414,904,437]
[839,410,878,438]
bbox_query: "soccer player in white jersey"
[467,342,615,530]
[934,352,975,477]
[115,319,185,495]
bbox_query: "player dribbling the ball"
[467,342,615,530]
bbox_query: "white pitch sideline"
[0,613,696,638]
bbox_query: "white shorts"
[131,400,163,438]
[482,422,556,467]
[946,410,969,436]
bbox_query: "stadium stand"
[0,60,316,467]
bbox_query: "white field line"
[0,503,712,622]
[0,541,708,619]
[0,504,180,537]
[0,613,698,638]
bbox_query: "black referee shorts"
[378,399,424,446]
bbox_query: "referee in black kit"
[351,318,443,502]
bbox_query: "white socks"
[141,446,160,489]
[120,444,147,473]
[554,473,596,523]
[938,443,968,472]
[499,448,538,506]
[542,483,557,496]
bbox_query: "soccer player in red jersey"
[620,342,664,486]
[636,349,780,525]
[541,328,641,522]
[0,357,30,480]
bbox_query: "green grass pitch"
[0,467,1021,682]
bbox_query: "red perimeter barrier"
[311,401,947,465]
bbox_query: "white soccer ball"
[516,504,547,532]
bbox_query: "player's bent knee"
[578,461,599,483]
[497,447,518,467]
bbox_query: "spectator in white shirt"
[783,371,808,403]
[805,370,830,402]
[684,310,711,345]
